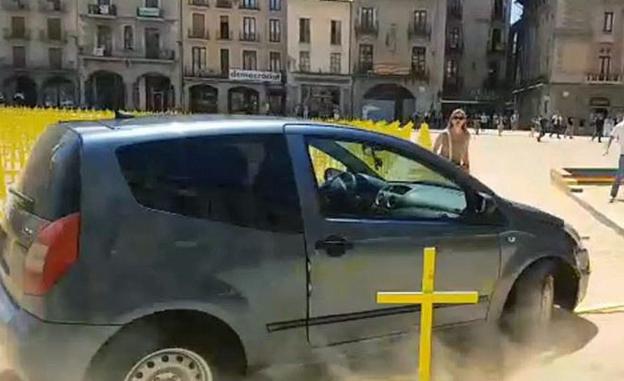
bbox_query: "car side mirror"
[477,192,497,215]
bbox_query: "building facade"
[0,0,79,107]
[286,0,352,118]
[442,0,512,116]
[350,0,447,122]
[513,0,624,130]
[182,0,287,115]
[78,0,181,111]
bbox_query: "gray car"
[0,116,589,381]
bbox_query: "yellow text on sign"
[376,247,479,381]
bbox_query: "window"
[123,25,134,50]
[47,18,61,41]
[11,17,25,38]
[413,10,427,31]
[49,47,62,69]
[599,54,612,76]
[13,46,26,67]
[116,135,302,233]
[96,25,112,55]
[446,59,458,79]
[449,27,460,48]
[269,0,281,11]
[411,47,426,74]
[221,48,229,74]
[220,16,230,39]
[360,7,376,30]
[243,17,256,41]
[604,12,614,33]
[330,53,341,73]
[191,46,206,74]
[243,50,257,70]
[330,20,341,45]
[270,51,281,72]
[144,28,160,59]
[299,51,310,72]
[269,19,281,42]
[493,0,503,19]
[241,0,258,9]
[306,138,466,220]
[299,18,310,43]
[491,28,502,50]
[192,13,205,38]
[359,44,373,71]
[145,0,159,7]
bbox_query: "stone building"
[286,0,352,118]
[182,0,287,114]
[442,0,512,116]
[0,0,79,107]
[513,0,624,130]
[78,0,181,111]
[350,0,447,122]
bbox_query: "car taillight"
[24,213,80,296]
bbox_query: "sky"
[511,2,523,23]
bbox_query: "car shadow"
[246,310,598,381]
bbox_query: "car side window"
[116,134,303,233]
[307,137,467,220]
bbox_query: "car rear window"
[115,134,303,233]
[17,125,81,220]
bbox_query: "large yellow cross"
[376,247,479,381]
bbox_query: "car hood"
[506,200,564,227]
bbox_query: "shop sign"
[590,97,610,107]
[229,69,282,83]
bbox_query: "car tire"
[503,260,556,342]
[87,322,239,381]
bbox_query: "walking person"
[592,113,605,143]
[605,118,624,202]
[497,114,505,136]
[480,113,488,134]
[564,116,575,139]
[537,115,548,142]
[549,113,561,139]
[433,108,471,172]
[605,116,616,138]
[473,113,481,135]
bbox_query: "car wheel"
[88,323,237,381]
[503,260,556,342]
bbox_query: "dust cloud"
[252,309,602,381]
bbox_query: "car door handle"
[315,236,353,257]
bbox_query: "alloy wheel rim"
[539,275,555,323]
[123,348,213,381]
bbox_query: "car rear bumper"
[0,284,118,381]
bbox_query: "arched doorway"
[85,71,125,110]
[228,87,259,114]
[42,77,75,108]
[136,74,174,112]
[363,84,415,122]
[189,85,218,113]
[3,76,37,106]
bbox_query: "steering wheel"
[318,170,359,210]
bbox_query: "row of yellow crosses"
[0,108,464,381]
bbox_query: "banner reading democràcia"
[229,69,282,83]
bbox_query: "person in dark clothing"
[592,113,605,143]
[537,115,549,142]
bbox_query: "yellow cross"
[376,247,479,381]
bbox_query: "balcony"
[39,29,68,43]
[216,0,231,8]
[188,28,209,40]
[488,42,506,54]
[137,6,164,19]
[184,67,227,79]
[86,3,117,17]
[217,29,232,40]
[1,0,29,10]
[448,1,462,20]
[408,23,431,40]
[354,62,428,81]
[3,28,31,40]
[188,0,209,7]
[239,31,259,42]
[39,0,64,12]
[586,72,622,84]
[445,41,464,54]
[355,20,379,37]
[80,45,176,63]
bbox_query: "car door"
[286,126,502,347]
